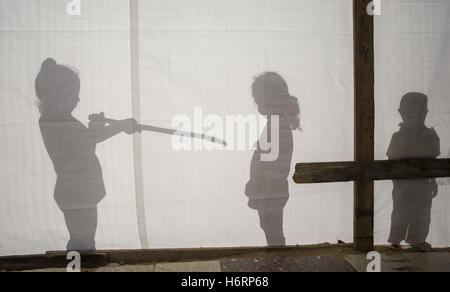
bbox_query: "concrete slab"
[155,261,221,272]
[345,252,450,272]
[93,264,155,272]
[220,256,356,272]
[22,268,67,272]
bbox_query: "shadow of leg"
[257,203,286,247]
[63,208,98,251]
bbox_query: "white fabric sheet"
[0,0,447,256]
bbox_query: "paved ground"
[346,252,450,272]
[18,251,450,272]
[220,256,355,272]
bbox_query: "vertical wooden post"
[353,0,375,252]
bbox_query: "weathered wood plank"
[353,0,375,252]
[0,253,107,271]
[293,159,450,184]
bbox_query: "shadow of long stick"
[100,118,227,146]
[138,124,227,146]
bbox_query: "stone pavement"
[18,252,450,272]
[220,256,355,272]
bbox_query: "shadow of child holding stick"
[387,92,440,252]
[245,72,300,246]
[35,58,139,251]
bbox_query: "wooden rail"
[294,159,450,184]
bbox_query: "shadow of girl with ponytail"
[245,72,301,246]
[35,58,139,251]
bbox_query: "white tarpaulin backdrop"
[0,0,448,256]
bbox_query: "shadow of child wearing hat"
[387,92,440,252]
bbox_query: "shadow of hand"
[121,118,141,135]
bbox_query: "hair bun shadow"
[41,58,57,73]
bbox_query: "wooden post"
[353,0,375,252]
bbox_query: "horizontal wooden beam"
[293,159,450,184]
